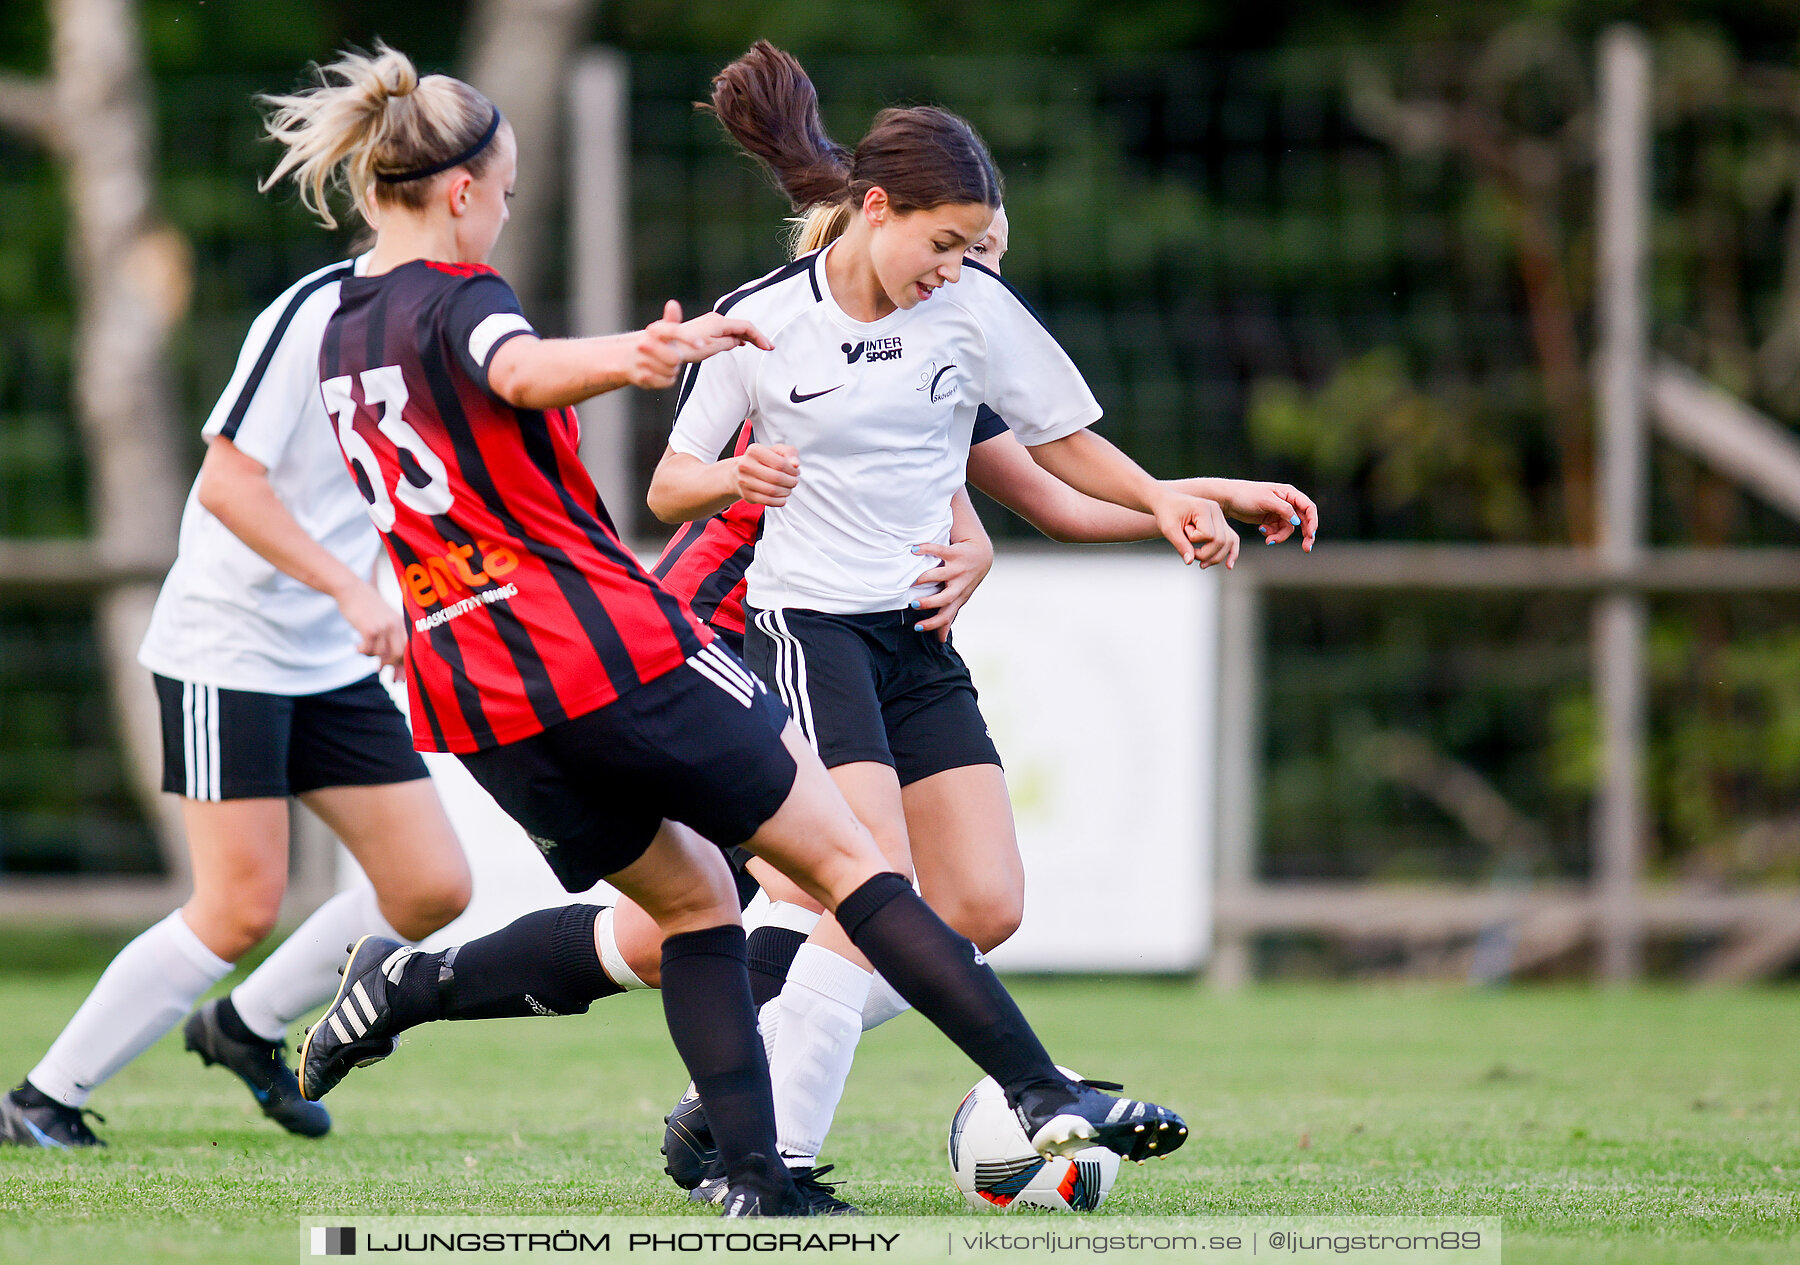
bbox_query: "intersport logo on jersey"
[842,336,903,364]
[402,539,521,608]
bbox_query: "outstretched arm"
[487,301,772,411]
[969,431,1318,551]
[1026,428,1239,568]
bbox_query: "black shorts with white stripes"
[154,673,427,801]
[744,606,1001,787]
[456,644,796,891]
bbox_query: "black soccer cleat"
[299,935,410,1101]
[1013,1074,1188,1164]
[790,1164,859,1215]
[718,1153,808,1218]
[184,1000,330,1138]
[687,1155,728,1206]
[0,1082,106,1149]
[662,1082,717,1189]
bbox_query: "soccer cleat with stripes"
[299,935,410,1101]
[662,1082,717,1189]
[184,1000,330,1138]
[0,1083,106,1149]
[1013,1075,1188,1164]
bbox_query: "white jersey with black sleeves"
[138,256,386,695]
[668,242,1100,615]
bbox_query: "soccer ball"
[947,1071,1121,1212]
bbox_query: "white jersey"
[669,243,1101,614]
[139,257,385,695]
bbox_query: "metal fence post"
[1594,25,1652,982]
[1211,571,1263,990]
[569,49,634,539]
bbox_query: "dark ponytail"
[702,41,1001,217]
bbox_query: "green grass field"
[0,966,1795,1264]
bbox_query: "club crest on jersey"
[916,361,960,403]
[843,336,902,364]
[403,539,520,608]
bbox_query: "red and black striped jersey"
[652,426,761,638]
[321,260,710,753]
[652,407,1013,640]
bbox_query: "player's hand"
[629,301,773,390]
[734,443,800,507]
[1208,479,1318,551]
[337,579,406,668]
[1149,490,1239,569]
[910,535,994,641]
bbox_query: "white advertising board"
[947,552,1217,973]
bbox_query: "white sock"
[595,906,651,990]
[761,901,824,936]
[770,944,871,1167]
[861,973,912,1031]
[28,910,232,1108]
[758,996,781,1066]
[229,885,407,1043]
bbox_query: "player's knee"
[197,894,282,959]
[383,871,471,940]
[937,890,1023,954]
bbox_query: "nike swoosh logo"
[789,385,843,404]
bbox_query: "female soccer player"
[651,192,1313,1203]
[644,43,1310,1200]
[265,43,1185,1215]
[0,256,472,1149]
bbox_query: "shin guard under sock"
[835,872,1062,1098]
[661,924,781,1172]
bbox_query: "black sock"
[745,926,807,1009]
[387,904,620,1032]
[660,924,781,1172]
[213,995,270,1047]
[836,872,1063,1102]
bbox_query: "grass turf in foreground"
[0,976,1794,1264]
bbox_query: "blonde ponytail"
[786,202,853,259]
[259,42,502,229]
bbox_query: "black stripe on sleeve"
[962,257,1056,339]
[717,255,816,315]
[218,263,354,439]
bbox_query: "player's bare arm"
[488,300,771,410]
[196,436,405,666]
[648,440,799,524]
[1027,427,1239,568]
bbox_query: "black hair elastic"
[375,106,502,184]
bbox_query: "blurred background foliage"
[3,0,1800,901]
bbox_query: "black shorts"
[456,644,797,892]
[744,606,1001,787]
[154,673,428,801]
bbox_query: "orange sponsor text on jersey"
[403,540,520,608]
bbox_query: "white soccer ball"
[947,1071,1121,1212]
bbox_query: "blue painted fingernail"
[910,545,922,554]
[913,623,924,632]
[1290,514,1301,526]
[909,600,920,609]
[1258,525,1268,534]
